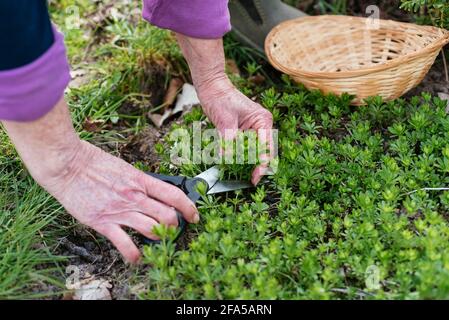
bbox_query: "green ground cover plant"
[141,81,449,299]
[400,0,449,29]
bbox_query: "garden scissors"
[143,166,253,244]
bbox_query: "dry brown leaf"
[82,117,105,133]
[69,69,90,89]
[163,78,184,108]
[73,278,112,300]
[226,59,241,77]
[148,83,200,128]
[249,74,266,86]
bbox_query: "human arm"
[2,97,199,263]
[142,0,274,184]
[0,2,199,263]
[175,34,274,185]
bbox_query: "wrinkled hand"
[2,98,199,264]
[197,77,274,185]
[175,34,274,185]
[41,141,199,263]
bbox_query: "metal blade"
[207,180,253,195]
[195,166,221,190]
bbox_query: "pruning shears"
[144,166,253,244]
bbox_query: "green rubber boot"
[229,0,308,54]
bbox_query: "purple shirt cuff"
[0,27,70,122]
[142,0,231,39]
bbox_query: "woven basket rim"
[265,15,449,79]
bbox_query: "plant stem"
[442,49,449,83]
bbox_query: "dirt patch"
[53,225,146,300]
[119,125,167,170]
[296,0,412,22]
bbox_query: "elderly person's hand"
[176,35,274,185]
[2,98,200,264]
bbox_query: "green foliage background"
[400,0,449,29]
[143,85,449,299]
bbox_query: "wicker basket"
[265,15,449,105]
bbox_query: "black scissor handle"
[146,172,207,202]
[146,172,186,188]
[143,173,206,245]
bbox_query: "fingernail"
[252,177,261,186]
[193,213,200,223]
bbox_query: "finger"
[248,109,274,185]
[251,163,270,186]
[96,224,141,264]
[220,128,239,162]
[251,127,275,185]
[241,106,274,164]
[136,195,178,227]
[241,104,273,132]
[215,111,238,141]
[257,127,275,161]
[219,127,238,141]
[110,211,161,241]
[138,173,200,224]
[217,120,239,161]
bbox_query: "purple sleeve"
[142,0,231,39]
[0,26,70,122]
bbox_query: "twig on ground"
[330,288,374,298]
[442,49,449,83]
[403,187,449,196]
[96,257,119,276]
[60,238,103,263]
